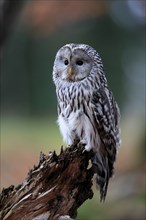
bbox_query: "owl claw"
[77,140,86,147]
[76,139,92,153]
[82,145,92,154]
[82,145,92,153]
[85,145,92,151]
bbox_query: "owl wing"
[91,86,120,201]
[92,86,120,155]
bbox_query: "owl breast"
[57,82,101,151]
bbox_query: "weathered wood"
[0,144,95,220]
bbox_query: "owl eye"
[64,60,69,65]
[76,60,83,66]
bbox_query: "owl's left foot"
[77,140,92,152]
[84,144,92,151]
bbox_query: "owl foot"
[78,138,92,152]
[84,145,92,151]
[78,141,92,153]
[77,139,86,146]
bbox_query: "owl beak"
[68,67,73,76]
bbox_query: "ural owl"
[52,43,121,201]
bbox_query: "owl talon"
[77,141,86,147]
[81,145,92,154]
[85,145,92,152]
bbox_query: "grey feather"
[52,43,121,202]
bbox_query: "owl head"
[53,43,104,85]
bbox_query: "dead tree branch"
[0,144,95,220]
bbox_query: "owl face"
[53,44,93,82]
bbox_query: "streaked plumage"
[52,43,121,201]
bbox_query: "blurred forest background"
[0,0,145,219]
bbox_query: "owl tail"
[92,151,114,202]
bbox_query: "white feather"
[58,108,101,151]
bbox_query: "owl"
[52,43,121,202]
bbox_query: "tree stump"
[0,144,95,220]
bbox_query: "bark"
[0,144,95,220]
